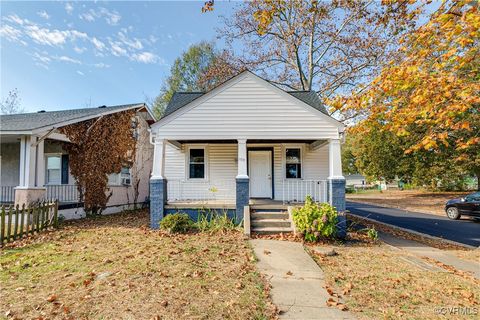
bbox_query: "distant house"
[0,104,155,219]
[345,174,367,187]
[149,71,347,235]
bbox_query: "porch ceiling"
[174,139,319,144]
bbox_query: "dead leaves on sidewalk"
[325,285,349,311]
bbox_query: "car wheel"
[446,207,461,220]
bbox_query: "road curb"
[346,212,478,250]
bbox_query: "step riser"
[252,221,291,228]
[253,230,293,235]
[251,213,289,220]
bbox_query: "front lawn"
[0,211,276,319]
[308,242,479,319]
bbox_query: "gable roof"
[0,103,154,134]
[163,90,329,118]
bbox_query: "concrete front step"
[252,226,293,234]
[251,212,289,220]
[252,219,291,228]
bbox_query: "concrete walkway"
[380,232,480,279]
[250,239,355,320]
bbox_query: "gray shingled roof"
[0,103,145,132]
[163,91,328,118]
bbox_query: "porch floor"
[165,199,301,210]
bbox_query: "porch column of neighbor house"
[15,135,46,206]
[236,139,249,224]
[150,137,167,229]
[328,138,346,239]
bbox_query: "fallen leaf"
[46,294,57,302]
[326,297,338,307]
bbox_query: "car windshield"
[467,192,480,200]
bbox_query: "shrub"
[196,209,236,232]
[292,196,338,241]
[160,213,194,233]
[367,227,378,241]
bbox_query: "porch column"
[236,139,249,223]
[15,135,46,206]
[328,138,346,238]
[150,138,167,229]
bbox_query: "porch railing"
[46,185,80,203]
[282,179,328,204]
[167,179,236,202]
[0,186,15,203]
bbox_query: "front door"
[248,150,272,198]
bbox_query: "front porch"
[149,138,346,231]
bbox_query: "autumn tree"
[59,110,136,214]
[335,1,480,190]
[221,0,421,121]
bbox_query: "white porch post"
[151,138,166,179]
[150,137,167,229]
[328,138,343,180]
[236,139,249,224]
[19,135,36,187]
[15,135,46,205]
[236,139,248,179]
[328,137,346,238]
[36,138,45,187]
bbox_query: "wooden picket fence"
[0,201,59,246]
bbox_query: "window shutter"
[61,154,69,185]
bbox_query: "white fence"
[0,186,15,203]
[282,179,328,204]
[167,179,236,202]
[46,185,80,203]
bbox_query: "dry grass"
[308,240,480,320]
[347,189,471,216]
[451,249,480,264]
[0,210,276,320]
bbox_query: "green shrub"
[196,209,236,232]
[292,196,338,241]
[160,213,194,233]
[367,227,378,241]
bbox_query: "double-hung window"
[285,148,302,179]
[46,156,62,184]
[189,148,205,179]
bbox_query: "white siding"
[154,74,341,140]
[165,143,329,202]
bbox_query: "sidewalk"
[250,239,355,320]
[380,232,480,279]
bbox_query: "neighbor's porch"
[0,133,81,205]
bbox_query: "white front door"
[248,150,272,198]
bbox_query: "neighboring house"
[345,174,367,187]
[149,71,346,234]
[0,104,155,219]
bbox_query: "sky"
[0,1,237,113]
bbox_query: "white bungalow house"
[0,103,155,219]
[149,71,346,235]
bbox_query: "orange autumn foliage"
[332,1,479,170]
